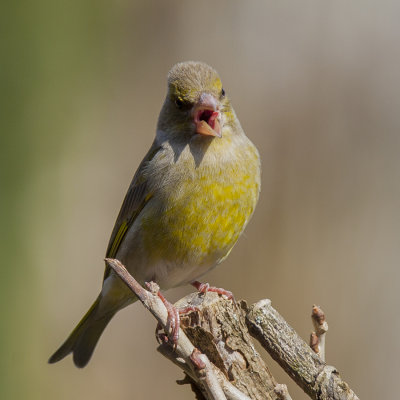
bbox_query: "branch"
[245,299,359,400]
[106,258,244,400]
[159,344,252,400]
[106,258,359,400]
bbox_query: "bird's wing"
[103,142,161,280]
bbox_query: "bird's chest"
[142,160,259,265]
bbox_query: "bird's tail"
[48,295,115,368]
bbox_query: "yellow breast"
[141,135,260,268]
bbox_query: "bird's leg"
[155,305,200,345]
[145,283,180,347]
[191,280,235,303]
[149,279,236,346]
[158,290,180,347]
[177,305,200,314]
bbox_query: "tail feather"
[48,295,115,368]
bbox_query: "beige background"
[2,1,399,399]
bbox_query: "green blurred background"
[2,1,399,399]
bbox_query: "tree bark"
[174,292,280,400]
[245,299,359,400]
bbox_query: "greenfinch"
[49,61,261,367]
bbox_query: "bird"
[48,61,261,368]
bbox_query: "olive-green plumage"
[49,61,261,367]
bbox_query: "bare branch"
[106,259,359,400]
[106,258,243,400]
[194,351,228,400]
[245,299,359,400]
[158,344,252,400]
[105,259,226,400]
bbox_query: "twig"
[310,305,328,361]
[158,343,252,400]
[106,258,360,400]
[193,350,228,400]
[105,258,247,400]
[245,299,359,400]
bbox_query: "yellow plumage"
[141,141,259,271]
[49,61,260,367]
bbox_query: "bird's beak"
[193,93,222,138]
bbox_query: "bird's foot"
[145,283,180,348]
[177,305,200,314]
[154,304,200,345]
[191,280,236,303]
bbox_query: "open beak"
[193,93,222,138]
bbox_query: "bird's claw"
[146,284,180,348]
[191,280,236,304]
[190,348,206,370]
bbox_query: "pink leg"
[177,305,200,314]
[146,283,180,348]
[191,280,235,302]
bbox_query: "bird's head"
[157,61,236,141]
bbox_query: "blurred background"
[2,1,399,399]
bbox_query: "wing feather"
[103,142,161,279]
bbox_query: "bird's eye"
[175,97,184,109]
[221,88,225,98]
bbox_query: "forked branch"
[106,258,359,400]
